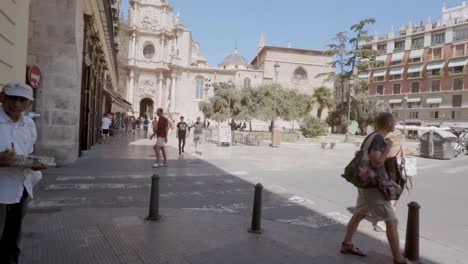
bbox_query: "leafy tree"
[300,116,328,138]
[317,18,379,135]
[277,89,313,130]
[250,84,277,123]
[326,80,389,134]
[312,86,334,119]
[199,101,213,120]
[250,85,313,130]
[198,82,242,123]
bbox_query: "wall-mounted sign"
[27,65,41,89]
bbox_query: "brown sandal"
[393,259,408,264]
[340,243,367,257]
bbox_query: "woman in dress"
[340,112,408,264]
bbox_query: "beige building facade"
[0,0,30,86]
[120,0,333,125]
[25,0,126,164]
[360,2,468,128]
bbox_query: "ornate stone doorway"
[139,98,154,119]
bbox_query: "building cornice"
[251,45,330,65]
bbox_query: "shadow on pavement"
[22,136,441,264]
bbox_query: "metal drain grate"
[28,207,63,214]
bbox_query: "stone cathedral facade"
[119,0,333,123]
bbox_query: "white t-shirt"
[102,117,112,130]
[0,106,42,204]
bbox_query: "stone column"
[160,35,166,62]
[170,75,176,112]
[129,32,136,65]
[27,0,84,164]
[158,73,163,108]
[165,77,171,111]
[128,71,135,110]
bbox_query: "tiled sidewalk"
[19,135,440,263]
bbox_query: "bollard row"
[146,174,418,257]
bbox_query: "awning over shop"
[426,61,445,70]
[389,99,402,104]
[406,98,421,103]
[409,49,423,59]
[426,98,442,104]
[376,55,387,61]
[358,71,370,79]
[448,57,468,67]
[373,69,387,77]
[391,52,405,61]
[408,63,424,73]
[389,66,404,75]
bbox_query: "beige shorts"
[155,137,166,147]
[355,188,396,222]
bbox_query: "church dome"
[219,49,250,69]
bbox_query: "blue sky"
[120,0,461,65]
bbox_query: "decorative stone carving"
[140,9,160,32]
[138,79,157,95]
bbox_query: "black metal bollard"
[404,201,421,261]
[248,183,263,234]
[146,174,161,221]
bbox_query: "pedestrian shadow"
[23,137,444,264]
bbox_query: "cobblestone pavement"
[20,134,460,263]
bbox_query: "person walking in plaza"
[176,116,188,156]
[143,116,150,138]
[100,113,112,144]
[340,112,408,264]
[136,117,142,137]
[151,116,158,137]
[131,117,137,135]
[373,129,412,232]
[192,117,204,155]
[124,116,129,134]
[150,108,169,167]
[0,82,44,264]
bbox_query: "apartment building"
[360,2,468,127]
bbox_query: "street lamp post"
[403,96,408,138]
[271,63,280,147]
[273,63,280,129]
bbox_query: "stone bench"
[320,142,337,149]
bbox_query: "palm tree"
[313,86,334,119]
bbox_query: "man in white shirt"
[101,114,112,143]
[0,82,43,264]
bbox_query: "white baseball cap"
[2,82,34,101]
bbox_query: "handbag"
[377,175,403,201]
[341,133,378,188]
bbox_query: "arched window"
[143,43,155,59]
[293,66,308,83]
[195,77,204,99]
[244,77,251,88]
